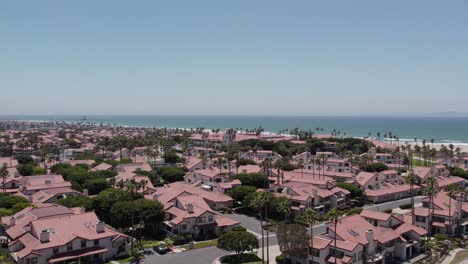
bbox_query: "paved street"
[137,213,280,264]
[140,247,228,264]
[228,213,264,234]
[365,196,425,212]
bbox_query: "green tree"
[159,167,186,183]
[84,178,109,195]
[0,195,30,209]
[235,173,269,188]
[56,196,94,211]
[217,229,259,257]
[227,185,257,204]
[32,166,46,175]
[12,202,30,213]
[17,164,35,176]
[335,182,363,199]
[14,155,33,164]
[162,151,183,164]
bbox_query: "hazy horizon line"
[1,112,468,118]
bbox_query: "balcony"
[366,253,384,263]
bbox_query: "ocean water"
[1,115,468,144]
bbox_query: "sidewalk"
[257,244,281,264]
[440,248,465,264]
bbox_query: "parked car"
[154,243,169,254]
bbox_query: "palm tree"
[455,187,468,234]
[273,159,283,185]
[405,171,418,221]
[217,157,224,174]
[249,192,272,263]
[303,209,318,263]
[445,184,457,236]
[277,199,291,256]
[0,164,9,195]
[327,208,341,264]
[423,176,439,255]
[298,159,304,178]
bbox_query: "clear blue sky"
[1,1,467,116]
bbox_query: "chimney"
[365,229,374,243]
[9,216,16,227]
[83,189,89,196]
[40,229,50,243]
[352,174,356,182]
[313,189,319,206]
[365,229,377,255]
[79,207,86,214]
[187,203,194,213]
[96,221,105,233]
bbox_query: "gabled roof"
[355,172,377,186]
[30,212,125,250]
[360,210,393,222]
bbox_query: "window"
[81,240,87,248]
[53,247,59,254]
[416,216,426,222]
[199,217,206,223]
[31,258,38,264]
[208,215,213,222]
[182,224,187,230]
[67,242,73,251]
[94,239,99,246]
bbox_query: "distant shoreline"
[1,115,468,147]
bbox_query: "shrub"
[383,209,393,214]
[237,159,257,166]
[434,234,448,241]
[399,204,412,210]
[232,226,247,232]
[275,255,285,264]
[362,163,388,172]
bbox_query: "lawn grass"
[412,158,435,167]
[221,253,262,264]
[104,255,136,264]
[450,249,468,264]
[141,239,161,248]
[181,239,218,250]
